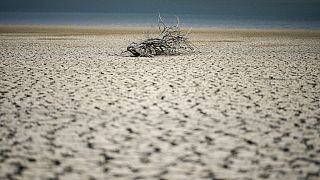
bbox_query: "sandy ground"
[0,26,320,180]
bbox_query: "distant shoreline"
[1,25,320,38]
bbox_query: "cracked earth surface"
[0,29,320,180]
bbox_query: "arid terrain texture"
[0,26,320,180]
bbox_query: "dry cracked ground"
[0,28,320,180]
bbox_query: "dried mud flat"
[0,26,320,180]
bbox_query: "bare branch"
[158,12,167,34]
[186,27,192,36]
[175,15,179,28]
[124,14,194,57]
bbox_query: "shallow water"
[1,12,320,29]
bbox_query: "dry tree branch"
[158,12,167,34]
[174,15,179,28]
[123,14,194,57]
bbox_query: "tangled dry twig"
[123,14,194,57]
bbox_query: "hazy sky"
[1,0,320,20]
